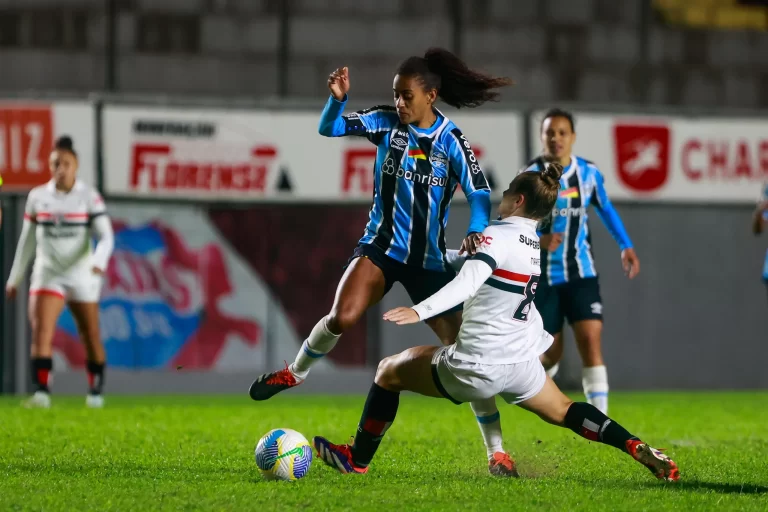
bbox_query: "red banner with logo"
[0,102,95,190]
[531,112,768,203]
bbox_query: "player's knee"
[374,355,400,389]
[552,397,574,426]
[327,307,362,334]
[539,397,574,426]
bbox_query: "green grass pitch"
[1,392,767,511]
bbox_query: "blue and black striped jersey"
[319,95,492,272]
[523,156,633,286]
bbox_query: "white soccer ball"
[255,428,313,481]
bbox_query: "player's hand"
[5,285,17,300]
[383,307,420,325]
[459,232,482,256]
[621,248,640,279]
[92,266,104,275]
[328,67,350,101]
[758,200,768,213]
[540,233,563,252]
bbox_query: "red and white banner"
[531,111,768,203]
[0,101,95,190]
[102,105,523,202]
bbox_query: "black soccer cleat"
[249,363,302,401]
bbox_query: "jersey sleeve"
[318,94,398,145]
[444,249,467,271]
[90,214,114,272]
[23,190,38,222]
[447,127,490,197]
[7,192,38,286]
[88,188,107,219]
[412,259,493,322]
[591,168,633,250]
[446,128,491,234]
[466,225,505,271]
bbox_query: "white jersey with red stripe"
[7,180,112,288]
[413,217,552,364]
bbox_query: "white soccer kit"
[7,180,114,302]
[412,217,553,404]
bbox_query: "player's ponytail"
[508,162,563,220]
[54,135,77,158]
[397,48,513,109]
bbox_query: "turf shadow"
[638,480,768,495]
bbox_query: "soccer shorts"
[430,345,547,405]
[534,277,603,335]
[347,243,462,317]
[30,267,103,303]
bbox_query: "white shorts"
[30,268,103,303]
[431,346,546,405]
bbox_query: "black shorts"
[347,244,462,317]
[534,277,603,336]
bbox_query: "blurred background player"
[313,163,679,483]
[250,48,511,400]
[5,136,114,409]
[524,108,639,414]
[753,183,768,301]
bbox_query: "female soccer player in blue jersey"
[525,108,640,414]
[250,48,512,404]
[752,184,768,301]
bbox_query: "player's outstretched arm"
[592,170,639,279]
[6,198,37,298]
[447,128,491,256]
[318,68,398,141]
[383,258,493,325]
[91,215,114,275]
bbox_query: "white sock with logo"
[470,398,504,459]
[289,316,341,379]
[582,365,609,414]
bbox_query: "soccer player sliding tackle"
[312,163,679,482]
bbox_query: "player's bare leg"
[313,345,443,474]
[69,301,106,408]
[572,319,609,413]
[25,292,66,408]
[426,311,515,476]
[424,312,461,346]
[517,376,679,482]
[250,257,386,401]
[540,331,563,378]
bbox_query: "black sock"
[350,383,400,467]
[86,361,105,395]
[564,402,638,454]
[31,358,53,393]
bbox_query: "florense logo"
[613,123,670,192]
[130,143,277,192]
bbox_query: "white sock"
[582,365,609,414]
[546,362,560,379]
[470,398,503,459]
[289,316,341,379]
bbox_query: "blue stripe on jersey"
[320,95,491,271]
[524,156,633,285]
